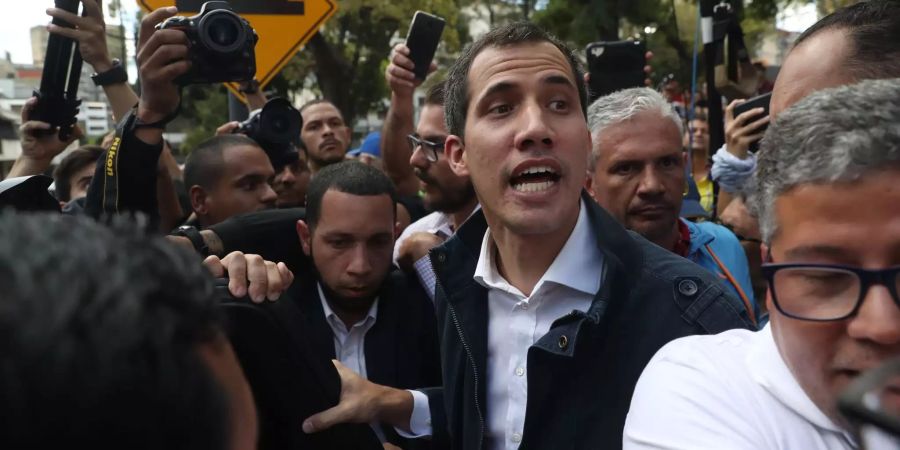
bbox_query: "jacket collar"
[432,191,644,356]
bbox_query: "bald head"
[771,0,900,116]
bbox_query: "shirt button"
[515,366,525,377]
[511,432,522,443]
[520,302,529,310]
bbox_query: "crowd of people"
[1,0,899,449]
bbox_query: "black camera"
[157,1,258,85]
[237,97,302,169]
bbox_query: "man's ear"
[445,135,469,177]
[297,220,312,257]
[189,185,208,215]
[584,171,596,199]
[394,221,402,240]
[760,243,769,262]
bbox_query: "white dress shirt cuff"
[395,389,433,438]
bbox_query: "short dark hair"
[305,160,397,230]
[794,0,900,80]
[299,98,342,117]
[0,213,229,449]
[53,145,103,202]
[185,134,261,190]
[445,22,588,138]
[424,80,446,106]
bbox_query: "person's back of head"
[53,145,103,203]
[756,78,900,242]
[0,213,239,450]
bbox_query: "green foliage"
[268,0,467,127]
[179,85,229,154]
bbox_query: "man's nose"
[847,284,900,346]
[636,168,665,196]
[279,165,296,184]
[346,245,372,277]
[261,184,278,204]
[514,102,553,151]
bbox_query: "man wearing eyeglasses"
[623,78,900,449]
[382,44,479,298]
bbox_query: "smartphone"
[405,11,445,80]
[732,92,771,153]
[585,40,646,102]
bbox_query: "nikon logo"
[106,137,121,177]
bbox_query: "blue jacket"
[682,219,759,324]
[424,193,756,449]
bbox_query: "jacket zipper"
[447,301,486,449]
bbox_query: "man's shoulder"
[629,229,727,284]
[404,211,450,235]
[650,327,760,370]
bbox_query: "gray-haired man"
[623,78,900,449]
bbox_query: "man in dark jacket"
[302,23,754,450]
[223,161,442,450]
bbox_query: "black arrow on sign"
[176,0,304,14]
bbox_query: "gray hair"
[586,87,684,170]
[754,78,900,243]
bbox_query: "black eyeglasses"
[406,134,445,163]
[761,262,900,322]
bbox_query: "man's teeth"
[512,180,555,192]
[520,166,557,176]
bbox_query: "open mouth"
[509,165,561,193]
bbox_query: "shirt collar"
[432,204,482,238]
[317,283,379,331]
[473,199,602,297]
[749,323,857,441]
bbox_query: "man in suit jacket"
[223,161,441,450]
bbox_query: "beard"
[309,244,379,318]
[417,169,477,213]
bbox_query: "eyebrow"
[783,245,852,262]
[542,74,574,89]
[481,81,516,101]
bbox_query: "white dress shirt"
[401,200,603,450]
[318,284,385,442]
[623,324,860,449]
[394,206,482,301]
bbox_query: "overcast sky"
[1,1,140,66]
[1,1,817,68]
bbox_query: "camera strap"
[101,100,180,213]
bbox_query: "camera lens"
[199,10,245,54]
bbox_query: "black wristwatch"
[174,225,210,257]
[91,59,128,86]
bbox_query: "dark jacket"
[223,270,442,450]
[424,193,756,450]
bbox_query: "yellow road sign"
[137,0,337,102]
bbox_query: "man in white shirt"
[379,52,479,296]
[225,161,441,450]
[301,22,754,449]
[623,78,900,450]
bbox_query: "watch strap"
[91,59,128,86]
[174,226,210,257]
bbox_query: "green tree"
[268,0,468,127]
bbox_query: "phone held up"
[732,92,771,153]
[585,40,647,102]
[405,11,446,80]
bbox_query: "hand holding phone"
[727,92,771,155]
[586,40,647,102]
[405,11,445,80]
